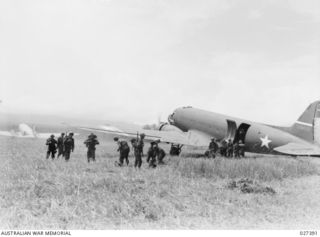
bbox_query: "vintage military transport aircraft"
[79,101,320,157]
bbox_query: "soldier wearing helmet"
[46,134,57,159]
[84,133,99,163]
[147,141,158,168]
[64,132,75,161]
[57,132,65,158]
[208,137,218,158]
[131,138,143,168]
[114,137,130,166]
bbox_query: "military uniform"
[226,140,233,158]
[64,134,75,161]
[157,147,166,164]
[84,134,99,163]
[131,138,143,168]
[170,144,182,156]
[115,139,130,166]
[208,139,219,158]
[46,135,57,159]
[233,141,240,158]
[147,142,158,168]
[57,133,65,158]
[220,140,227,157]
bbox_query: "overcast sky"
[0,0,319,125]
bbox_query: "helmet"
[69,132,74,136]
[61,133,65,136]
[131,138,136,143]
[113,137,119,142]
[140,133,145,138]
[50,134,54,138]
[89,133,95,138]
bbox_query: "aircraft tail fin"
[291,101,320,143]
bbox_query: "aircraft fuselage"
[169,107,309,155]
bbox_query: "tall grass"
[1,137,320,229]
[172,156,319,181]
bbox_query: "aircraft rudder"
[291,100,320,143]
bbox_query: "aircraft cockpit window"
[182,106,192,109]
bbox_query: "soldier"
[220,139,228,157]
[208,138,219,158]
[238,140,245,158]
[170,144,182,156]
[226,139,233,158]
[138,133,145,156]
[57,133,65,158]
[233,140,240,158]
[114,137,130,166]
[147,142,158,168]
[64,132,75,161]
[131,138,143,168]
[84,133,99,163]
[157,146,166,165]
[46,134,57,159]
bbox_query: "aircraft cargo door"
[314,104,320,145]
[226,120,237,141]
[235,123,251,143]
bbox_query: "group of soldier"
[45,132,75,161]
[46,131,245,165]
[207,138,245,159]
[45,132,166,168]
[46,132,100,162]
[113,133,166,169]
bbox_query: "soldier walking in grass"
[147,141,158,168]
[226,139,233,158]
[131,138,143,168]
[64,132,75,161]
[220,140,227,157]
[84,133,99,163]
[57,133,65,158]
[233,140,240,158]
[157,145,166,165]
[208,138,219,158]
[114,137,130,166]
[46,134,57,159]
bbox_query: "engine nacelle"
[159,123,183,133]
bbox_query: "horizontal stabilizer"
[274,142,320,157]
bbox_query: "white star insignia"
[260,135,272,149]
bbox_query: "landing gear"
[170,144,183,156]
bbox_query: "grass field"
[1,135,320,229]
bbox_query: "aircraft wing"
[274,142,320,157]
[35,133,62,139]
[78,125,210,147]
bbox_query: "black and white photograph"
[0,0,320,234]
